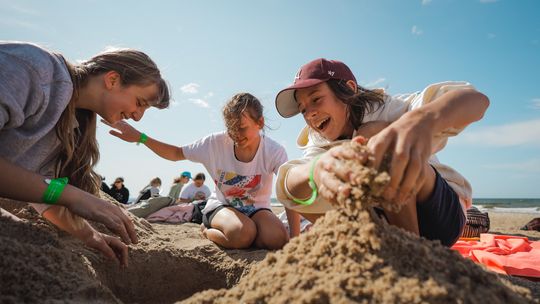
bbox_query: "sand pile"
[183,142,534,304]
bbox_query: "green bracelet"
[137,132,148,145]
[42,177,69,204]
[292,155,321,206]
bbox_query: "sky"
[1,0,539,199]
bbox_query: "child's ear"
[258,117,265,129]
[104,71,121,89]
[346,80,358,93]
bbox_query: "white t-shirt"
[276,81,475,214]
[182,131,288,214]
[179,182,211,201]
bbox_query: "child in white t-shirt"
[274,58,489,247]
[178,173,211,203]
[107,93,289,250]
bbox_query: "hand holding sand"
[367,110,432,204]
[314,136,370,202]
[101,119,142,143]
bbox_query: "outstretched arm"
[102,119,186,161]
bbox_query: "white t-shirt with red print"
[182,131,288,214]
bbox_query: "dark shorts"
[417,168,466,247]
[202,205,271,229]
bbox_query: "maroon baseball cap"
[275,58,357,118]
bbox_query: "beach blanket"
[146,203,194,223]
[451,233,540,278]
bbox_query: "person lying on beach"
[0,41,170,266]
[133,177,162,204]
[274,58,489,247]
[104,93,291,249]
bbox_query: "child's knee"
[223,222,257,248]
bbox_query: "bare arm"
[368,89,489,203]
[285,208,302,237]
[101,119,185,161]
[0,157,137,245]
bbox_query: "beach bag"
[461,207,490,238]
[190,200,207,224]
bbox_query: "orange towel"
[451,233,540,278]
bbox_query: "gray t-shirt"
[0,42,73,212]
[0,42,72,175]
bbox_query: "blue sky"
[2,0,539,198]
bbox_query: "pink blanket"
[451,233,540,278]
[146,203,194,223]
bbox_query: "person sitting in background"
[134,177,161,204]
[167,171,191,201]
[109,177,130,204]
[178,173,211,203]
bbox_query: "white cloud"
[364,78,386,88]
[189,98,209,108]
[204,92,214,99]
[479,0,498,3]
[531,98,540,109]
[455,119,540,147]
[487,33,496,39]
[412,25,423,36]
[180,83,200,94]
[483,158,540,173]
[5,3,40,15]
[422,0,432,5]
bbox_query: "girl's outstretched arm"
[368,88,489,204]
[102,119,186,161]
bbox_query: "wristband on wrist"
[292,155,321,206]
[137,132,148,145]
[42,177,69,205]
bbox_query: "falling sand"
[183,142,534,304]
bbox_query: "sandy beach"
[1,196,540,303]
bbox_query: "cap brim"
[275,78,325,118]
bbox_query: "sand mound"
[183,142,534,304]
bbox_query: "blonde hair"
[222,93,264,141]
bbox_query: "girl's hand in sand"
[83,229,129,267]
[101,119,141,143]
[314,136,370,203]
[367,110,432,204]
[65,196,138,246]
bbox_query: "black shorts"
[202,205,271,229]
[417,168,466,247]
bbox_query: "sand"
[1,146,540,303]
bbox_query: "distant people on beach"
[109,177,130,204]
[104,93,289,250]
[167,171,191,201]
[134,177,162,204]
[0,41,170,266]
[274,58,489,247]
[178,173,211,203]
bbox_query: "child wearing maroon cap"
[274,58,489,246]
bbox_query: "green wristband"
[292,155,321,206]
[137,132,148,145]
[42,177,69,205]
